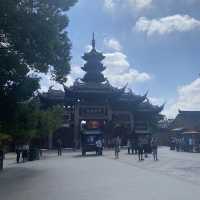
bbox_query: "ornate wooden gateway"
[40,35,163,148]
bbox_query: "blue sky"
[40,0,200,118]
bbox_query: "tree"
[0,0,77,139]
[0,49,40,135]
[11,101,41,142]
[38,105,64,149]
[1,100,64,149]
[0,0,77,82]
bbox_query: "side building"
[39,36,164,148]
[170,110,200,152]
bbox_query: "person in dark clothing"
[22,144,29,162]
[130,139,134,154]
[114,136,120,159]
[138,138,144,161]
[57,139,63,156]
[96,139,103,156]
[127,139,131,154]
[143,136,149,158]
[170,138,175,150]
[132,139,138,154]
[151,137,158,161]
[131,131,137,154]
[16,145,22,163]
[22,150,27,162]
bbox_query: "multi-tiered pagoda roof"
[40,34,164,114]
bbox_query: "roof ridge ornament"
[92,32,95,50]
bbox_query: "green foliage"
[2,100,64,144]
[0,49,40,128]
[0,0,77,82]
[0,133,12,147]
[0,0,76,140]
[38,105,64,137]
[8,101,40,142]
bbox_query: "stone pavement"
[1,147,200,200]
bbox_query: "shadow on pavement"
[72,153,100,158]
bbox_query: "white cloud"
[149,97,164,105]
[164,78,200,118]
[128,0,152,10]
[39,48,151,92]
[37,65,85,92]
[85,45,92,52]
[66,51,151,89]
[84,41,150,88]
[104,0,152,12]
[38,72,63,92]
[67,65,85,86]
[103,52,151,87]
[104,38,122,51]
[66,51,150,89]
[104,0,115,10]
[135,15,200,36]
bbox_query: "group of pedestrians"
[170,137,200,153]
[15,137,158,162]
[170,137,185,152]
[15,138,64,163]
[137,137,158,161]
[127,139,137,155]
[114,136,159,161]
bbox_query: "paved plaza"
[1,147,200,200]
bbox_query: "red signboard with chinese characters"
[86,120,102,129]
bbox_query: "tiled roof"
[170,110,200,130]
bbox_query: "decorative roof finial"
[92,32,95,50]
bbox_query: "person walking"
[96,139,99,155]
[22,144,29,162]
[138,138,144,161]
[96,139,103,156]
[132,138,138,154]
[114,136,120,159]
[143,136,149,158]
[99,139,103,155]
[57,138,63,156]
[127,139,131,154]
[175,138,180,152]
[188,137,193,152]
[151,137,158,161]
[16,145,22,163]
[170,137,175,150]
